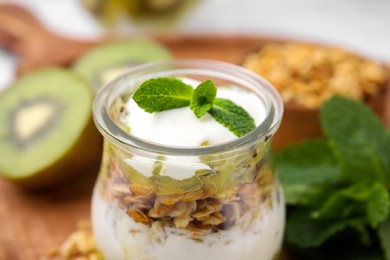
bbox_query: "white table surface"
[1,0,390,91]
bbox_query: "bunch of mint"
[276,96,390,259]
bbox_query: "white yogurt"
[122,86,266,147]
[122,83,267,181]
[92,186,285,260]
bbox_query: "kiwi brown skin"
[5,116,103,189]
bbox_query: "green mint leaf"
[275,140,342,205]
[367,183,390,228]
[287,208,372,250]
[190,80,217,118]
[379,218,390,260]
[286,210,355,249]
[310,183,372,220]
[287,214,374,250]
[208,98,255,137]
[310,182,389,228]
[311,182,390,228]
[320,96,390,185]
[299,182,345,209]
[132,77,193,113]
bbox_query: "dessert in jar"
[91,60,285,260]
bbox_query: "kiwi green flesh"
[13,117,102,188]
[0,68,96,182]
[116,142,270,196]
[72,38,172,88]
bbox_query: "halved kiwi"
[0,68,102,188]
[72,38,172,91]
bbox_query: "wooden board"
[0,35,389,260]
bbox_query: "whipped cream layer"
[122,81,266,147]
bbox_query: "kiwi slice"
[0,68,102,188]
[72,38,172,91]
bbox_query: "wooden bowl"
[272,83,389,150]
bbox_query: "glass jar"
[92,60,285,260]
[81,0,200,32]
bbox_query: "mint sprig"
[132,77,256,137]
[276,96,390,259]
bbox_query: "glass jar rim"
[93,59,284,156]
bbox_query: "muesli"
[242,43,388,108]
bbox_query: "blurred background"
[1,0,390,90]
[1,1,390,259]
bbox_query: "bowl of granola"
[242,43,389,149]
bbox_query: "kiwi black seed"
[0,67,102,188]
[72,38,172,91]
